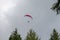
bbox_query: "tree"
[9,28,22,40]
[51,0,60,15]
[49,29,59,40]
[25,29,40,40]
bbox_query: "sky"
[0,0,60,40]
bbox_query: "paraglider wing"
[24,14,33,19]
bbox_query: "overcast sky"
[0,0,60,40]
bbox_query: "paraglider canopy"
[24,14,33,19]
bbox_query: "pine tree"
[9,28,22,40]
[25,29,40,40]
[50,29,59,40]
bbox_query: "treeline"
[9,28,40,40]
[9,28,60,40]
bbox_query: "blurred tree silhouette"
[51,0,60,15]
[25,29,40,40]
[9,28,22,40]
[49,29,59,40]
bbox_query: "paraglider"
[24,14,33,23]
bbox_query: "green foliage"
[9,28,22,40]
[51,0,60,10]
[25,29,40,40]
[50,29,59,40]
[51,0,60,14]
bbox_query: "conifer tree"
[25,29,40,40]
[50,29,59,40]
[9,28,22,40]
